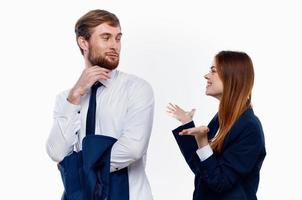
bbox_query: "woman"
[167,51,266,200]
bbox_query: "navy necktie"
[86,82,103,135]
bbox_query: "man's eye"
[102,36,110,40]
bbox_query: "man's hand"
[166,103,196,124]
[67,66,111,105]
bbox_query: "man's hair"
[75,9,120,55]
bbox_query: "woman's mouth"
[206,81,212,88]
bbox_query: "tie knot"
[91,81,103,91]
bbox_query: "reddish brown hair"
[75,9,120,55]
[211,51,254,153]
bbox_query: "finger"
[199,126,209,132]
[179,130,186,135]
[89,74,109,84]
[179,128,193,135]
[85,66,102,74]
[205,126,210,133]
[168,103,177,109]
[166,109,174,114]
[87,68,111,78]
[94,69,111,76]
[187,127,201,134]
[91,66,111,73]
[97,73,111,79]
[175,104,186,113]
[189,108,196,117]
[92,72,111,80]
[166,105,176,112]
[166,108,176,113]
[85,70,110,81]
[175,104,181,109]
[180,130,194,135]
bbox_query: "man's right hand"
[67,66,111,105]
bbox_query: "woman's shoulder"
[238,108,263,131]
[228,108,264,141]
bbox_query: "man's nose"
[109,39,119,50]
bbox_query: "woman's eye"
[211,68,217,73]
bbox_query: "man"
[46,9,154,200]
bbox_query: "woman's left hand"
[180,126,210,148]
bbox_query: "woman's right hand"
[166,103,196,124]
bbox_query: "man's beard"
[88,46,119,70]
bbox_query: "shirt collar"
[99,69,117,88]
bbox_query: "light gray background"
[0,0,301,199]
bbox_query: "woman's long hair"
[211,51,254,153]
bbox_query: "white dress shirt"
[46,70,154,200]
[196,144,213,161]
[196,129,219,161]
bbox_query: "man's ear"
[77,36,89,52]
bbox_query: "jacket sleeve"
[109,81,154,172]
[172,115,219,174]
[197,125,264,193]
[172,121,201,174]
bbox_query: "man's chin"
[105,57,119,69]
[103,60,119,70]
[90,56,119,70]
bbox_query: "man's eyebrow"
[99,32,122,37]
[99,33,112,36]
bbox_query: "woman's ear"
[77,36,89,53]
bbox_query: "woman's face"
[204,59,223,100]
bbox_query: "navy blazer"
[172,108,266,200]
[58,135,129,200]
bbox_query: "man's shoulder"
[117,71,153,90]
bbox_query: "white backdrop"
[0,0,301,199]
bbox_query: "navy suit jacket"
[58,135,129,200]
[173,108,266,200]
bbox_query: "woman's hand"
[180,126,210,148]
[166,103,196,124]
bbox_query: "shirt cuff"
[196,144,213,161]
[61,98,81,114]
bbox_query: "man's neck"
[84,58,93,68]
